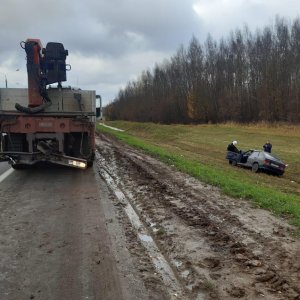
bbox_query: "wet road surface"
[0,163,147,300]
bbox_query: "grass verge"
[96,123,300,231]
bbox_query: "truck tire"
[87,151,95,168]
[87,160,94,167]
[11,164,29,170]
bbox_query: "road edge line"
[0,168,14,183]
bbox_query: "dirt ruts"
[96,132,300,300]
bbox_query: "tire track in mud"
[96,152,188,300]
[96,133,300,300]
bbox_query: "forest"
[104,17,300,124]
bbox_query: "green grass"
[96,122,300,230]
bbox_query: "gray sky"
[0,0,299,106]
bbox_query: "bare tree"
[104,17,300,124]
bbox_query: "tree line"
[104,17,300,124]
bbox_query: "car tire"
[232,160,237,166]
[252,163,259,173]
[228,160,232,165]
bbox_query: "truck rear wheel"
[87,160,94,167]
[86,151,95,168]
[11,164,29,170]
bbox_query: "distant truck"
[0,39,95,169]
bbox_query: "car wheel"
[252,163,259,173]
[232,160,237,166]
[228,160,232,165]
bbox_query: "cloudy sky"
[0,0,299,106]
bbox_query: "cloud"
[0,0,299,105]
[193,0,300,40]
[67,49,169,103]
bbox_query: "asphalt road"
[0,163,146,300]
[0,162,10,176]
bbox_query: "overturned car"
[226,150,286,175]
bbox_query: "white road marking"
[0,168,14,183]
[98,123,125,132]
